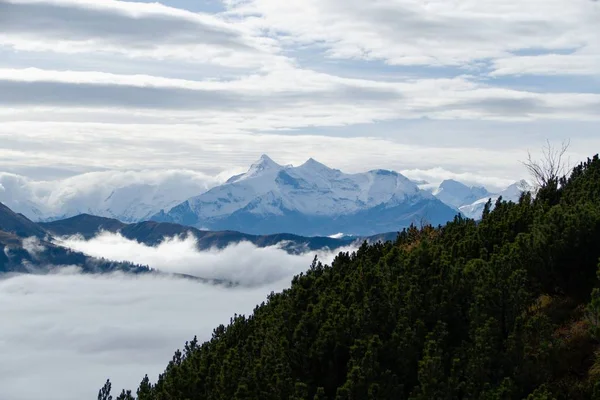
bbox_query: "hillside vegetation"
[105,154,600,399]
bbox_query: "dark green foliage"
[109,155,600,399]
[98,380,113,400]
[116,390,135,400]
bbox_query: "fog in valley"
[0,235,354,400]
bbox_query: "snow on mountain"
[459,179,533,219]
[1,157,529,233]
[161,155,422,219]
[432,179,491,209]
[152,155,458,236]
[0,170,219,223]
[499,179,533,200]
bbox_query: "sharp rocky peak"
[246,154,282,175]
[503,179,532,193]
[255,154,278,166]
[298,157,332,171]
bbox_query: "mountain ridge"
[40,213,399,254]
[2,160,529,229]
[152,155,459,236]
[0,202,150,275]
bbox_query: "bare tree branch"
[522,139,571,189]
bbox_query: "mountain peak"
[155,158,458,235]
[439,179,468,190]
[501,179,532,198]
[253,154,278,167]
[246,154,282,176]
[504,179,531,190]
[299,157,330,171]
[258,154,274,163]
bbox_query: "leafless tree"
[522,139,571,189]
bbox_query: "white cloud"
[0,272,289,400]
[490,53,600,76]
[21,236,46,257]
[0,169,226,221]
[0,234,352,400]
[57,232,350,286]
[225,0,599,69]
[0,0,280,68]
[1,68,599,128]
[401,167,518,192]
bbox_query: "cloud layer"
[0,271,288,400]
[226,0,600,74]
[58,232,350,286]
[0,169,225,221]
[0,0,275,66]
[0,0,597,186]
[0,234,351,400]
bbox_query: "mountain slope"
[153,155,458,236]
[432,179,490,209]
[114,154,600,400]
[0,201,48,239]
[39,214,127,239]
[459,179,533,219]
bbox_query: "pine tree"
[98,380,113,400]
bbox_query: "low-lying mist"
[57,232,352,286]
[0,234,355,400]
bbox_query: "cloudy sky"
[1,0,599,186]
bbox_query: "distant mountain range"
[40,214,397,254]
[151,155,459,236]
[0,201,397,275]
[1,157,531,236]
[428,179,533,219]
[431,179,491,210]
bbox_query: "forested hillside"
[105,154,600,399]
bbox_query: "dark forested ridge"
[41,215,398,254]
[0,202,149,275]
[104,155,600,400]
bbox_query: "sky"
[1,0,598,189]
[0,234,353,400]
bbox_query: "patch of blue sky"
[510,48,578,56]
[485,74,600,94]
[127,0,226,13]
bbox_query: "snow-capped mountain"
[0,170,216,223]
[432,179,491,209]
[151,155,459,236]
[2,156,526,233]
[458,180,533,219]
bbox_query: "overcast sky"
[1,0,598,185]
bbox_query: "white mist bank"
[1,234,356,400]
[56,231,352,286]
